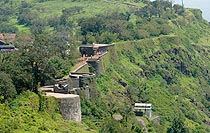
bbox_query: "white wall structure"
[134,103,152,118]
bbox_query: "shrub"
[167,118,189,133]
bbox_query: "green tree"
[19,34,53,93]
[18,33,75,92]
[0,71,16,102]
[79,16,105,43]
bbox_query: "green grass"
[0,91,96,133]
[16,25,31,33]
[76,64,90,73]
[2,0,145,36]
[97,26,210,131]
[31,0,144,20]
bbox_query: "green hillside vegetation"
[0,91,96,133]
[96,37,210,132]
[0,0,144,33]
[0,0,210,132]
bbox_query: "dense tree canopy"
[0,72,16,102]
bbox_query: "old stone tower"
[46,93,81,121]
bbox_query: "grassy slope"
[97,10,210,132]
[34,0,132,18]
[0,91,96,133]
[5,0,144,33]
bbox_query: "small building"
[52,72,95,99]
[69,72,95,99]
[79,44,114,57]
[0,33,16,52]
[0,45,16,52]
[134,103,152,118]
[70,72,95,87]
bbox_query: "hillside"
[0,0,144,33]
[0,91,96,133]
[0,0,210,132]
[97,36,210,132]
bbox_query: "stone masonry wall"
[46,93,81,121]
[87,60,101,77]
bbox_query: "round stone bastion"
[46,93,81,121]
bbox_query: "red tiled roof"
[3,34,16,41]
[0,33,16,43]
[0,34,3,40]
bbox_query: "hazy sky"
[173,0,210,21]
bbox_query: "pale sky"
[173,0,210,21]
